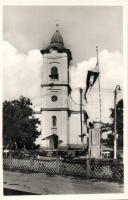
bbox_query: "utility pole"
[80,88,83,145]
[114,85,121,159]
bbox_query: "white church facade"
[40,28,72,149]
[37,28,101,158]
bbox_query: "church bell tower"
[40,27,72,149]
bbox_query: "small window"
[51,95,58,102]
[52,116,57,127]
[49,66,59,79]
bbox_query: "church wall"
[41,86,69,109]
[42,51,68,84]
[41,111,68,147]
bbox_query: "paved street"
[3,171,123,195]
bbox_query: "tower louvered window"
[49,67,59,79]
[52,116,57,127]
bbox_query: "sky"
[3,6,122,63]
[3,6,123,143]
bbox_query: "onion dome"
[40,28,72,64]
[50,30,63,45]
[49,30,64,49]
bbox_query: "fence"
[3,157,123,182]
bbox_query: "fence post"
[86,159,90,178]
[9,153,12,169]
[56,156,60,174]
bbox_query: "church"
[40,27,88,150]
[39,27,100,158]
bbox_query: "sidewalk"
[3,171,123,195]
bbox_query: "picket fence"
[3,157,123,182]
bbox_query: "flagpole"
[96,46,102,157]
[96,46,101,123]
[80,88,83,145]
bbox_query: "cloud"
[3,41,123,122]
[70,49,123,89]
[3,41,42,103]
[69,49,123,122]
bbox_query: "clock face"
[51,95,58,102]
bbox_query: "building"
[40,28,72,149]
[40,27,91,150]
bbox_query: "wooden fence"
[3,157,123,182]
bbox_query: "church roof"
[40,28,72,64]
[50,30,63,45]
[49,30,64,49]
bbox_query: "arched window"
[49,67,59,79]
[52,116,57,127]
[51,67,57,75]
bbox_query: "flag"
[84,67,99,101]
[83,110,89,125]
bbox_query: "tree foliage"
[101,99,123,147]
[3,96,41,150]
[110,99,123,146]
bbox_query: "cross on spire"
[56,23,59,31]
[96,46,99,66]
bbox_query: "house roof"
[102,145,113,151]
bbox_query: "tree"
[101,99,123,147]
[101,122,113,146]
[3,96,41,150]
[110,99,123,146]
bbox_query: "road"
[3,170,123,195]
